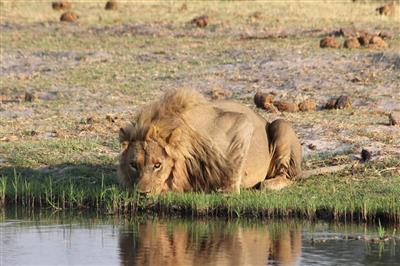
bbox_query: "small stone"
[52,1,71,10]
[105,0,118,10]
[357,33,372,46]
[324,95,352,110]
[179,3,188,11]
[273,101,299,112]
[254,91,274,109]
[298,99,317,112]
[320,37,340,48]
[210,87,232,100]
[361,149,372,162]
[250,11,263,20]
[325,98,337,109]
[335,95,352,109]
[60,11,79,22]
[191,15,209,28]
[389,112,400,126]
[106,114,117,123]
[344,37,360,49]
[368,36,388,49]
[307,143,317,150]
[376,3,395,16]
[24,92,35,102]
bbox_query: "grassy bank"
[1,159,399,223]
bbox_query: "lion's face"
[119,139,175,195]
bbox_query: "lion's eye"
[154,163,161,169]
[130,162,137,171]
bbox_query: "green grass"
[0,159,399,222]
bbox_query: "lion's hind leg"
[219,112,254,193]
[261,119,302,191]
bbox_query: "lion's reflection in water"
[119,220,301,266]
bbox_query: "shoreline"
[1,160,399,224]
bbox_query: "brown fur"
[118,89,302,194]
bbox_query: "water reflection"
[119,220,302,266]
[1,209,399,266]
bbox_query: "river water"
[1,209,399,266]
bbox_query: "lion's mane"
[121,89,236,192]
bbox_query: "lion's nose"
[138,191,150,197]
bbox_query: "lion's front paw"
[260,176,292,191]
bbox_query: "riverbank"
[1,158,399,223]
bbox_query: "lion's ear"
[119,122,135,150]
[145,125,159,141]
[167,128,181,146]
[165,128,181,157]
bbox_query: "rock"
[335,28,353,38]
[105,0,118,10]
[357,33,372,46]
[210,87,232,100]
[343,37,360,49]
[335,95,352,109]
[60,11,78,22]
[24,92,35,102]
[179,3,188,11]
[254,91,274,109]
[52,1,71,10]
[378,31,393,40]
[325,95,352,110]
[325,98,337,109]
[298,99,317,112]
[250,11,263,20]
[376,3,395,16]
[106,114,117,123]
[307,143,317,150]
[273,101,299,112]
[191,15,209,28]
[320,37,340,48]
[389,112,400,126]
[368,36,388,49]
[361,149,372,162]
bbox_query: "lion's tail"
[300,163,354,179]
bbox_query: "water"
[1,209,399,266]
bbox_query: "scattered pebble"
[273,100,299,112]
[368,36,388,49]
[24,92,35,102]
[335,95,352,109]
[106,114,117,123]
[320,37,340,48]
[254,91,274,109]
[179,3,188,11]
[376,3,395,16]
[343,37,360,49]
[105,0,118,10]
[250,11,263,20]
[60,11,79,22]
[210,87,232,100]
[389,112,399,126]
[191,15,209,28]
[361,149,372,162]
[298,99,317,112]
[307,143,317,150]
[52,1,71,10]
[325,95,352,110]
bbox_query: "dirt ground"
[0,1,399,174]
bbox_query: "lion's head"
[118,122,186,194]
[118,89,232,195]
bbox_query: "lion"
[118,89,302,194]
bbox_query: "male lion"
[118,89,301,194]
